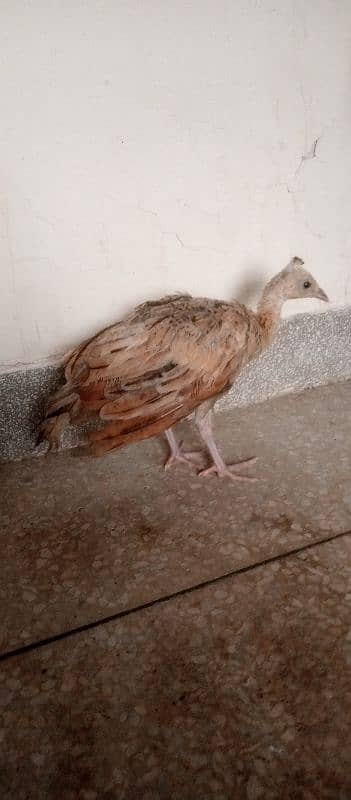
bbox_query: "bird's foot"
[164,443,206,472]
[198,457,258,483]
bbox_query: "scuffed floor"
[1,381,351,799]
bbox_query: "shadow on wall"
[233,269,264,309]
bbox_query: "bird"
[39,257,328,482]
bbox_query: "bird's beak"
[316,287,329,302]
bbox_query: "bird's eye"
[303,280,311,289]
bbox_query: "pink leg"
[164,429,206,472]
[196,411,257,483]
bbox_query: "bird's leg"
[195,410,257,482]
[164,428,206,471]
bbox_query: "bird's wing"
[44,294,257,455]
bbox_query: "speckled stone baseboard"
[1,307,350,461]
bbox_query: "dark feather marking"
[122,361,177,387]
[110,346,128,354]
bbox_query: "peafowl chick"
[40,257,328,482]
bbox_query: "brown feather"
[40,293,270,454]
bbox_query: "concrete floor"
[1,380,351,799]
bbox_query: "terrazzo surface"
[1,381,351,654]
[1,536,351,800]
[1,380,351,798]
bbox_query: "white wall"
[1,0,350,368]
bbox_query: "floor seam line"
[1,526,350,664]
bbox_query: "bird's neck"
[256,284,284,341]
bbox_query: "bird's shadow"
[233,267,265,309]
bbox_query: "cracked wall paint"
[295,137,321,176]
[0,0,350,368]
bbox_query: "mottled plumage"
[40,257,328,480]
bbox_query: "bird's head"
[278,256,329,303]
[257,257,329,332]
